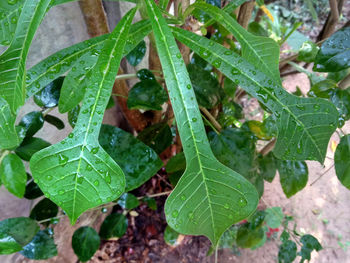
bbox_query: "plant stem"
[42,107,54,117]
[37,214,66,224]
[200,106,222,132]
[310,164,334,186]
[137,190,172,200]
[259,139,276,156]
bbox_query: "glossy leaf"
[0,217,39,254]
[44,115,65,130]
[0,153,27,198]
[15,137,51,161]
[72,226,100,262]
[18,111,44,137]
[99,213,128,239]
[166,152,186,174]
[24,180,44,200]
[34,77,63,108]
[236,223,265,248]
[314,27,350,72]
[187,64,223,109]
[137,122,173,154]
[298,40,319,63]
[145,0,258,246]
[58,53,98,113]
[127,80,168,111]
[99,124,163,191]
[248,21,269,37]
[126,40,146,66]
[0,97,21,149]
[30,9,137,224]
[190,2,281,84]
[278,240,297,263]
[265,207,284,228]
[117,193,139,210]
[330,88,350,126]
[299,234,322,262]
[30,198,58,222]
[136,68,156,81]
[26,19,152,100]
[20,229,57,259]
[277,160,308,198]
[172,27,339,162]
[257,153,277,183]
[164,225,179,246]
[0,0,51,112]
[334,135,350,189]
[68,105,80,128]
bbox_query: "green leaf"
[298,41,319,63]
[190,2,281,84]
[0,0,52,112]
[236,223,265,248]
[0,153,27,198]
[0,217,39,254]
[24,179,44,200]
[299,234,322,262]
[278,240,297,263]
[72,226,100,262]
[314,27,350,72]
[330,88,350,126]
[166,152,186,173]
[29,8,137,224]
[164,225,179,246]
[248,21,269,37]
[0,97,21,149]
[144,197,157,210]
[68,105,80,128]
[308,79,337,99]
[247,120,273,140]
[137,122,173,154]
[187,64,223,109]
[172,27,339,162]
[126,40,147,66]
[18,111,44,137]
[20,229,57,259]
[136,68,156,81]
[29,198,58,222]
[44,115,65,130]
[257,153,276,183]
[99,213,128,239]
[334,134,350,189]
[58,53,98,113]
[34,77,63,108]
[145,0,258,246]
[277,160,308,198]
[265,207,284,228]
[127,80,168,111]
[99,124,162,191]
[26,19,152,100]
[15,137,51,161]
[117,193,140,210]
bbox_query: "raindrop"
[105,171,111,184]
[238,197,247,207]
[68,133,74,138]
[176,53,182,58]
[181,195,186,201]
[91,147,99,154]
[236,183,241,189]
[94,180,100,186]
[188,212,194,220]
[7,0,17,5]
[224,50,232,55]
[213,60,221,68]
[10,16,17,24]
[228,214,233,219]
[186,84,191,90]
[58,154,68,166]
[296,104,305,111]
[101,208,107,213]
[200,49,210,58]
[192,118,197,122]
[46,175,53,181]
[172,210,179,218]
[224,203,230,209]
[86,165,93,171]
[231,69,239,75]
[58,190,65,195]
[313,104,320,111]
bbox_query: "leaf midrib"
[147,0,217,241]
[174,29,324,161]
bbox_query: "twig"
[137,190,172,200]
[237,1,256,29]
[259,139,276,156]
[339,73,350,90]
[200,106,222,132]
[310,164,334,186]
[42,107,54,117]
[37,214,66,224]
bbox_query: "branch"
[317,0,344,41]
[237,1,256,29]
[339,73,350,90]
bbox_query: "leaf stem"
[0,150,9,164]
[309,164,334,186]
[37,214,66,224]
[42,107,54,117]
[200,107,222,132]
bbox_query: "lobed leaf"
[145,0,258,246]
[30,8,137,224]
[172,27,339,162]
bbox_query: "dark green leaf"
[236,223,265,248]
[299,234,322,262]
[18,111,44,137]
[265,207,284,228]
[30,198,58,222]
[44,114,65,130]
[248,21,268,37]
[334,134,350,189]
[280,230,290,243]
[248,210,266,230]
[136,68,156,81]
[218,225,238,249]
[190,53,212,71]
[34,77,64,108]
[277,160,308,198]
[258,153,277,183]
[209,128,256,177]
[127,80,168,111]
[187,64,223,109]
[99,213,128,239]
[0,97,21,149]
[278,240,297,263]
[24,180,44,200]
[166,152,186,173]
[314,27,350,72]
[117,193,140,210]
[298,41,319,63]
[99,124,163,191]
[164,225,179,246]
[137,122,173,154]
[0,154,27,198]
[330,88,350,125]
[72,227,100,262]
[0,217,39,254]
[67,105,80,128]
[144,197,157,210]
[307,79,337,99]
[106,96,115,109]
[327,69,350,82]
[126,40,146,66]
[168,171,182,187]
[15,137,51,161]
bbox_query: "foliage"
[0,0,348,261]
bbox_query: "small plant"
[0,0,349,262]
